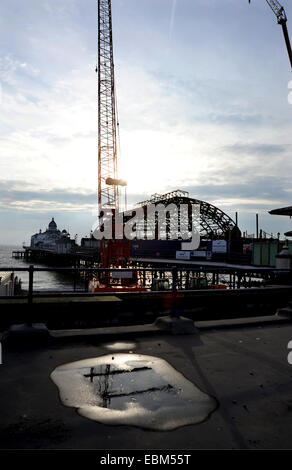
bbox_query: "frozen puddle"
[50,354,217,431]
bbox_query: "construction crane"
[249,0,292,69]
[91,0,144,292]
[96,0,129,275]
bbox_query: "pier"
[1,264,292,330]
[12,247,100,266]
[12,250,29,260]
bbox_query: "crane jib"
[250,0,292,69]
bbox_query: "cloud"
[0,179,150,215]
[223,143,288,156]
[0,180,96,212]
[178,176,292,217]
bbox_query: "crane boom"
[266,0,287,23]
[281,20,292,69]
[250,0,292,69]
[249,0,292,68]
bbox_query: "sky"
[1,0,292,245]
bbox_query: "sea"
[0,245,84,292]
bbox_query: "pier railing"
[0,264,290,304]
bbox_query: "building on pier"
[29,218,75,254]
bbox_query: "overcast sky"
[1,0,292,244]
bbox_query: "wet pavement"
[1,320,292,449]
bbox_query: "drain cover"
[50,354,217,431]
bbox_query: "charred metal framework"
[97,0,118,208]
[136,190,238,239]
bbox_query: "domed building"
[48,218,57,232]
[30,218,75,254]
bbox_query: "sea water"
[0,245,84,292]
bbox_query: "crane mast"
[95,0,131,279]
[97,0,119,209]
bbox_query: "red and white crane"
[92,0,144,291]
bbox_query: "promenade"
[1,316,292,449]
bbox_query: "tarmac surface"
[1,317,292,450]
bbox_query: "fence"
[0,264,287,304]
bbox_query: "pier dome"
[48,218,57,232]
